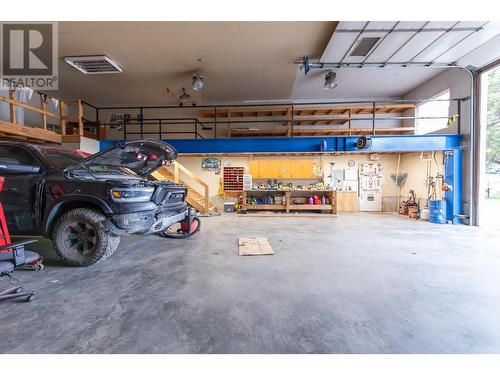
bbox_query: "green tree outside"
[486,67,500,174]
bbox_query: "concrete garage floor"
[2,213,500,354]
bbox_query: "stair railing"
[172,161,210,212]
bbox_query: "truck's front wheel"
[52,208,120,267]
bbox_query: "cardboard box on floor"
[238,237,273,256]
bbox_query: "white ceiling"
[291,21,500,101]
[53,22,335,106]
[51,21,500,106]
[291,67,447,100]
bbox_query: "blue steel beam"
[100,135,461,153]
[168,135,461,154]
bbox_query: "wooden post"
[59,101,67,136]
[78,99,84,136]
[8,90,16,124]
[98,122,106,140]
[227,111,231,138]
[331,191,337,215]
[173,161,179,183]
[242,190,247,209]
[286,108,292,137]
[348,109,352,136]
[39,93,47,130]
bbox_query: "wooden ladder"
[152,161,217,214]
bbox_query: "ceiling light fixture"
[324,70,338,90]
[192,71,204,91]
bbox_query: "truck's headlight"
[110,187,154,202]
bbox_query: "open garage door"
[479,64,500,228]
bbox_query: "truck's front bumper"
[103,206,187,235]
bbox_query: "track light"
[192,71,204,91]
[324,70,338,90]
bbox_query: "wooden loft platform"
[0,93,92,144]
[0,120,62,143]
[199,103,416,137]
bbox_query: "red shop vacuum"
[156,205,201,239]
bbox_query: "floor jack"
[157,206,201,239]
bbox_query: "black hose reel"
[355,136,372,150]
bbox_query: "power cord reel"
[355,136,372,150]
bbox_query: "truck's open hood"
[66,139,177,177]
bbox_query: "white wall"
[60,137,100,154]
[175,153,409,212]
[399,152,445,208]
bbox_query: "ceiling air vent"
[64,55,123,74]
[349,37,381,57]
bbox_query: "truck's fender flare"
[42,195,113,236]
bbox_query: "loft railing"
[91,97,468,141]
[0,92,469,142]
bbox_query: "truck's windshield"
[42,149,85,170]
[86,164,138,177]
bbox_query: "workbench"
[242,190,337,215]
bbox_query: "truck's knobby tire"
[52,208,120,267]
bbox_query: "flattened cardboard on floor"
[238,237,273,256]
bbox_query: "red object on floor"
[0,176,44,268]
[180,219,199,233]
[0,176,12,248]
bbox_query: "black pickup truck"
[0,139,188,266]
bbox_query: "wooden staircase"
[152,161,217,214]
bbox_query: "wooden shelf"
[199,103,415,119]
[199,103,416,138]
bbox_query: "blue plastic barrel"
[429,200,447,224]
